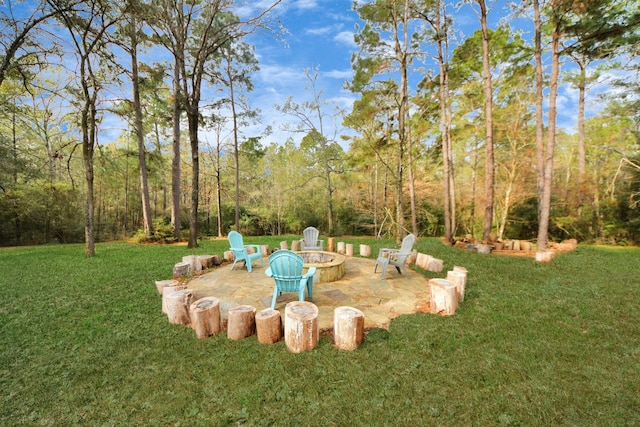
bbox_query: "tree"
[53,0,119,257]
[0,0,79,86]
[150,0,279,248]
[351,0,424,240]
[207,40,259,232]
[562,0,640,216]
[111,3,154,236]
[276,68,344,236]
[476,0,495,241]
[417,0,456,243]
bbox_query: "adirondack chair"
[374,233,416,279]
[300,226,324,251]
[265,250,316,309]
[228,231,264,273]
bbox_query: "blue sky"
[231,0,616,150]
[3,0,616,150]
[235,0,362,148]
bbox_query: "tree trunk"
[187,106,199,249]
[538,25,561,251]
[81,60,97,258]
[533,0,545,246]
[171,58,182,241]
[131,25,153,236]
[479,0,494,241]
[577,55,586,217]
[429,0,455,243]
[216,145,223,237]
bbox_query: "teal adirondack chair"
[374,233,416,279]
[266,250,316,309]
[300,226,324,251]
[228,231,264,273]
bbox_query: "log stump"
[198,255,215,269]
[280,241,289,250]
[166,289,194,325]
[328,237,335,253]
[227,305,256,341]
[359,244,371,257]
[476,244,492,255]
[189,297,222,339]
[427,257,444,273]
[337,242,346,255]
[162,285,187,313]
[415,253,430,270]
[535,250,554,263]
[429,278,457,316]
[345,243,354,256]
[256,308,282,344]
[512,240,521,251]
[284,301,319,353]
[173,261,191,278]
[291,240,300,251]
[333,306,364,351]
[407,250,418,265]
[261,245,270,257]
[453,265,468,275]
[447,270,467,303]
[182,255,202,273]
[155,279,178,295]
[211,254,223,266]
[224,251,235,262]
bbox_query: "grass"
[1,237,639,425]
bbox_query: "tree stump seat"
[333,306,364,351]
[227,305,256,340]
[189,297,222,339]
[256,308,282,344]
[165,289,194,325]
[284,301,319,353]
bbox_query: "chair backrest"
[398,234,416,257]
[268,250,305,292]
[303,227,320,245]
[228,230,244,250]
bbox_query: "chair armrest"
[377,248,397,258]
[265,267,273,277]
[303,267,317,278]
[245,244,262,255]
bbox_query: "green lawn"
[1,238,639,425]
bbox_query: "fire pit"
[299,251,346,284]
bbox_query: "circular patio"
[186,256,430,331]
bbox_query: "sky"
[231,0,364,148]
[3,0,617,151]
[229,0,598,151]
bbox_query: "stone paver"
[187,256,431,331]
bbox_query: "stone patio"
[186,256,431,332]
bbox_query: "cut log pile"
[452,234,577,262]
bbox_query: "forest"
[0,0,639,255]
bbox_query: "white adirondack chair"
[300,226,324,251]
[374,233,416,279]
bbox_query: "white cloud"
[334,31,356,48]
[306,25,340,36]
[323,69,352,80]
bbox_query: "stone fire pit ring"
[298,250,346,284]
